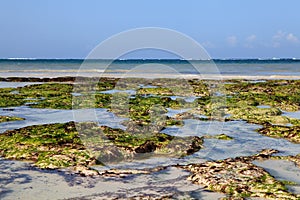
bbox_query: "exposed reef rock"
[180,149,299,199]
[0,121,203,173]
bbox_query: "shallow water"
[283,110,300,120]
[2,106,300,165]
[0,81,42,88]
[256,105,271,109]
[165,108,191,118]
[254,160,300,194]
[0,157,226,200]
[1,59,300,79]
[0,106,127,133]
[163,120,300,161]
[93,119,300,169]
[100,89,136,95]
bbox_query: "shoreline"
[1,74,300,81]
[1,77,300,199]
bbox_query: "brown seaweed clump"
[180,150,299,199]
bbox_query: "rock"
[74,166,99,176]
[135,140,157,153]
[156,136,203,157]
[179,149,297,199]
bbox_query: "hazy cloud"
[227,36,237,47]
[286,33,299,43]
[272,30,300,47]
[272,30,286,41]
[246,34,257,42]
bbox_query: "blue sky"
[0,0,300,59]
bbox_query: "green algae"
[137,87,173,96]
[280,180,298,186]
[225,80,300,112]
[111,93,194,126]
[219,80,300,143]
[0,122,92,169]
[0,121,204,169]
[204,134,233,140]
[0,115,24,123]
[226,104,290,125]
[258,124,300,143]
[0,88,25,107]
[21,83,73,109]
[98,125,203,159]
[1,78,299,147]
[19,83,73,97]
[100,125,173,149]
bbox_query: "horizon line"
[0,57,300,61]
[1,57,300,61]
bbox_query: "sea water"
[1,58,300,78]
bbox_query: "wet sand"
[0,157,225,200]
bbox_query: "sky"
[0,0,300,59]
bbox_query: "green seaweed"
[204,134,233,140]
[0,122,92,169]
[1,78,300,145]
[280,180,298,186]
[225,80,300,112]
[0,115,24,123]
[0,121,204,169]
[0,88,25,107]
[258,124,300,143]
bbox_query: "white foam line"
[1,73,300,80]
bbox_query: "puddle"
[254,159,300,194]
[170,96,198,103]
[283,110,300,120]
[0,82,43,88]
[100,89,136,95]
[139,84,157,89]
[248,80,267,83]
[0,106,127,133]
[193,113,209,119]
[256,105,271,109]
[10,90,19,94]
[71,92,82,96]
[163,120,300,161]
[165,108,191,118]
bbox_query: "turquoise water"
[1,59,300,78]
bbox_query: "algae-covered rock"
[0,122,94,170]
[0,121,204,171]
[258,124,300,143]
[225,80,300,112]
[0,115,24,123]
[181,150,298,199]
[203,134,233,140]
[227,105,290,125]
[99,125,203,161]
[137,87,173,96]
[0,88,25,107]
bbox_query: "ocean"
[1,59,300,79]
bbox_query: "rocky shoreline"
[0,77,300,199]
